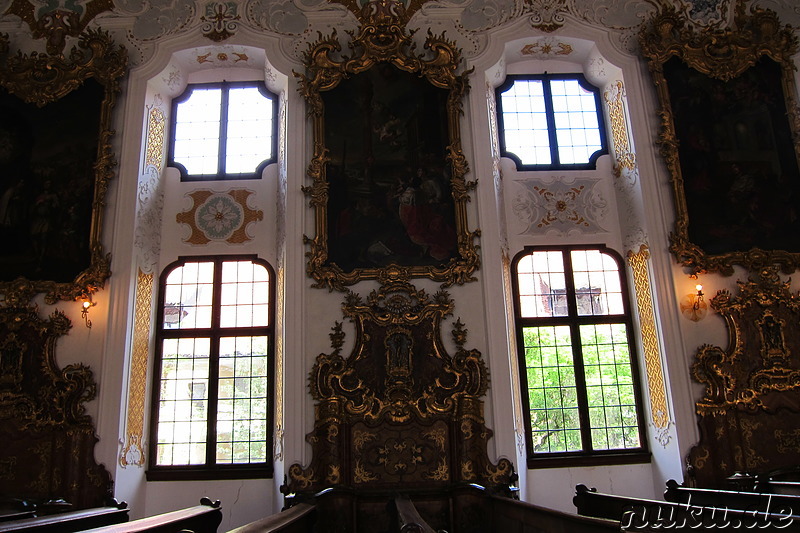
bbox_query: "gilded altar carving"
[296,4,479,291]
[639,6,800,276]
[688,267,800,486]
[0,30,127,304]
[284,276,514,496]
[0,303,112,508]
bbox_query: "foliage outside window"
[169,81,278,181]
[148,255,275,480]
[496,74,608,170]
[511,246,648,467]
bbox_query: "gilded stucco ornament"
[0,30,127,305]
[4,0,114,55]
[284,277,514,496]
[692,267,800,415]
[640,6,800,276]
[688,266,800,485]
[296,0,480,291]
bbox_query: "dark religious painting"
[0,30,126,303]
[324,66,457,272]
[665,57,800,256]
[0,81,102,283]
[297,11,478,291]
[640,7,800,275]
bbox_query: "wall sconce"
[680,283,708,322]
[80,294,97,328]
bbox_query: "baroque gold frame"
[296,1,479,291]
[0,30,127,304]
[640,6,800,276]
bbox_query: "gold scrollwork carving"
[692,269,800,415]
[296,5,479,291]
[639,7,800,276]
[285,277,513,495]
[0,30,127,304]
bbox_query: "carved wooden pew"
[79,498,221,533]
[227,503,315,533]
[0,503,129,532]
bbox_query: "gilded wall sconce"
[680,284,707,322]
[80,294,97,328]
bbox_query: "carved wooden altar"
[688,268,800,487]
[0,304,113,509]
[282,272,515,530]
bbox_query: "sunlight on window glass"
[217,336,269,464]
[580,323,641,450]
[550,80,603,164]
[516,251,567,318]
[163,262,214,329]
[220,260,270,328]
[226,87,274,174]
[570,250,624,316]
[173,88,222,175]
[524,325,581,453]
[156,337,211,465]
[500,80,551,165]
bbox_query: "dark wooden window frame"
[496,73,609,171]
[168,81,278,182]
[147,254,276,481]
[510,244,650,469]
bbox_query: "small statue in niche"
[385,329,412,379]
[759,313,789,368]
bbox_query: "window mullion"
[563,251,592,452]
[218,83,229,176]
[570,322,592,453]
[542,78,560,167]
[205,259,224,467]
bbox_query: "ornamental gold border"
[639,6,800,276]
[296,7,479,291]
[0,30,127,304]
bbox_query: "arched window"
[496,74,608,170]
[147,255,275,480]
[511,245,648,467]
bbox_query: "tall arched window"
[147,255,275,480]
[511,245,648,468]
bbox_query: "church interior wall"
[3,0,800,529]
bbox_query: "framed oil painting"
[297,12,479,290]
[0,31,126,304]
[640,7,800,276]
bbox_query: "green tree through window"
[512,246,648,467]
